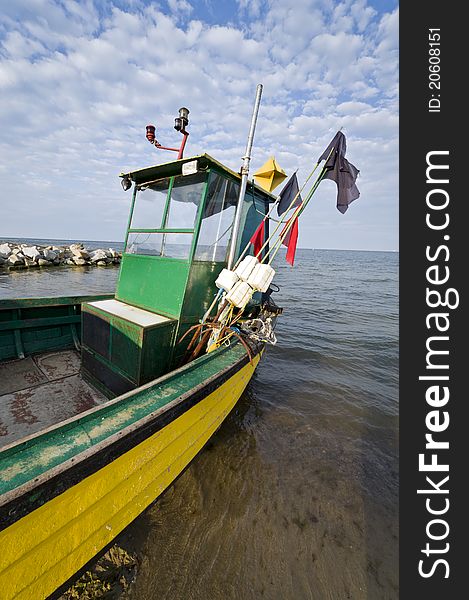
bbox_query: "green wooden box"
[81,299,177,397]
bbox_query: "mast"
[227,84,263,269]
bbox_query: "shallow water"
[0,246,398,599]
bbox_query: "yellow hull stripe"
[0,354,259,600]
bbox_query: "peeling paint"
[73,390,98,415]
[23,371,45,386]
[10,390,39,425]
[0,355,106,448]
[0,343,251,495]
[1,430,91,483]
[35,350,80,380]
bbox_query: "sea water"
[0,245,398,599]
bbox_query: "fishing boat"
[0,85,360,599]
[0,86,286,599]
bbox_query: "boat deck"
[0,350,107,448]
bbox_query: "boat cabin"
[81,154,275,398]
[0,153,275,447]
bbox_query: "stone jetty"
[0,242,122,270]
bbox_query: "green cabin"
[81,154,275,398]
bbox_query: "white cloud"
[237,0,264,19]
[1,30,46,58]
[0,1,398,250]
[167,0,194,15]
[336,101,372,114]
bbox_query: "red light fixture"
[145,108,190,159]
[146,124,156,144]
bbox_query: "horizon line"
[1,235,399,253]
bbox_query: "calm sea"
[0,242,399,599]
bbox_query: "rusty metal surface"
[0,357,47,395]
[0,350,107,447]
[35,349,81,379]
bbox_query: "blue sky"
[0,0,398,251]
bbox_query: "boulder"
[8,254,24,266]
[97,260,107,266]
[0,243,11,259]
[43,249,58,261]
[71,247,89,259]
[52,246,66,258]
[24,258,39,268]
[73,257,87,266]
[22,246,41,261]
[38,258,52,267]
[90,249,108,263]
[0,256,6,266]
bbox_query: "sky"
[0,0,398,251]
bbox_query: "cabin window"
[235,188,269,260]
[126,172,208,259]
[126,232,192,259]
[165,172,206,229]
[130,178,170,229]
[194,172,239,262]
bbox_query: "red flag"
[281,217,299,266]
[250,220,265,257]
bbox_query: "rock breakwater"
[0,242,122,270]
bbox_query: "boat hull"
[0,349,261,600]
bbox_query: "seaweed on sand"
[60,545,138,599]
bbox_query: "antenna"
[227,84,263,269]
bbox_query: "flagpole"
[234,134,338,268]
[266,166,328,264]
[201,132,349,328]
[248,160,322,263]
[227,83,263,270]
[265,145,336,265]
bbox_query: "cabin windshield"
[236,186,269,259]
[194,172,239,262]
[193,170,269,263]
[125,172,207,259]
[124,164,270,264]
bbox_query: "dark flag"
[250,220,265,257]
[318,131,360,214]
[281,216,299,266]
[277,172,302,216]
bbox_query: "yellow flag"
[253,157,287,192]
